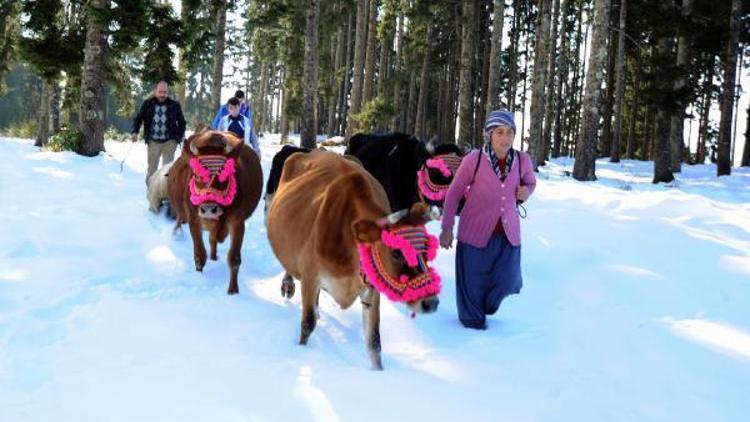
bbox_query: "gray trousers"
[146,139,178,186]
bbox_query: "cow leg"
[209,228,218,261]
[299,280,319,345]
[188,217,206,271]
[226,220,245,295]
[360,286,383,370]
[281,272,295,299]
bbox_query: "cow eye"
[391,250,404,261]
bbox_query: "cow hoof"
[281,281,295,299]
[227,289,238,295]
[210,254,218,261]
[196,265,203,272]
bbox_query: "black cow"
[266,146,311,196]
[346,132,470,211]
[345,132,431,212]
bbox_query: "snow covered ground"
[1,134,749,421]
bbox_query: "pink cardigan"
[441,149,536,248]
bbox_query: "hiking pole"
[120,139,136,172]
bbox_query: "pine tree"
[210,0,227,114]
[528,0,551,165]
[0,0,20,95]
[572,0,610,181]
[301,0,319,148]
[486,0,505,112]
[346,0,369,138]
[457,0,476,145]
[716,0,742,176]
[79,0,110,156]
[610,0,626,162]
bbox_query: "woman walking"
[439,109,536,329]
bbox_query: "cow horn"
[378,209,409,227]
[189,141,198,155]
[224,141,234,155]
[423,205,442,221]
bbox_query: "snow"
[1,134,749,421]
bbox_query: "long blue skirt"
[455,234,522,329]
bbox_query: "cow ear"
[353,219,382,243]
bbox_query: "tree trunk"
[301,0,319,149]
[328,22,344,137]
[520,22,531,148]
[542,0,561,163]
[457,0,476,144]
[528,0,551,166]
[210,1,227,114]
[258,62,269,133]
[508,0,520,110]
[553,0,571,159]
[626,56,640,160]
[485,0,505,112]
[653,36,675,183]
[346,0,368,139]
[362,0,378,105]
[475,0,490,143]
[600,1,618,158]
[340,11,354,135]
[669,0,693,172]
[741,105,750,166]
[696,62,713,164]
[717,0,741,176]
[390,4,404,132]
[406,69,417,134]
[565,1,584,154]
[35,80,51,147]
[78,0,109,157]
[414,25,433,140]
[572,0,610,181]
[50,81,61,135]
[610,0,627,163]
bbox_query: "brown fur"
[167,129,263,294]
[267,150,437,369]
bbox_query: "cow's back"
[267,150,388,287]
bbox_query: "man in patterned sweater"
[131,81,186,186]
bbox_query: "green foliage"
[19,0,85,82]
[354,96,396,132]
[139,3,182,85]
[2,120,36,138]
[47,126,84,152]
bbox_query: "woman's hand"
[439,229,453,249]
[516,185,529,202]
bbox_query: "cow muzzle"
[408,294,440,315]
[198,202,224,220]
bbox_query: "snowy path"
[1,136,749,421]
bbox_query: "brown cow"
[267,149,442,370]
[168,129,263,294]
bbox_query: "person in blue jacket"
[211,89,251,129]
[217,97,260,156]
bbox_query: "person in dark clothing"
[131,81,186,186]
[216,97,260,155]
[211,89,252,129]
